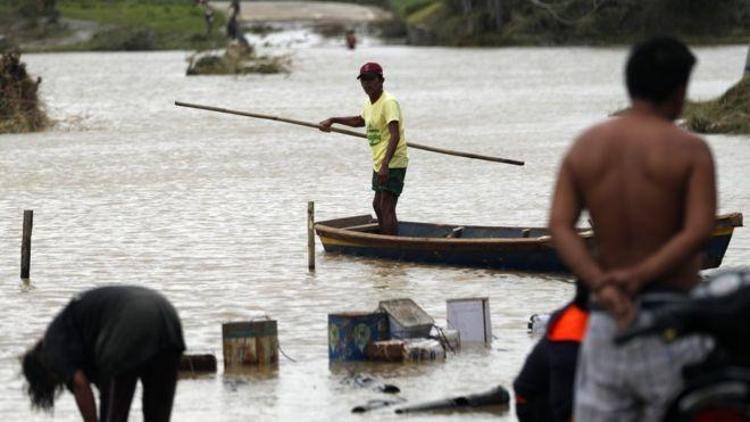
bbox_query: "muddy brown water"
[1,44,748,421]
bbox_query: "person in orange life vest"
[514,281,589,422]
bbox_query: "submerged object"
[528,313,551,335]
[394,385,510,414]
[348,373,400,394]
[378,298,434,339]
[447,297,492,345]
[179,353,218,374]
[366,339,446,362]
[315,213,742,273]
[328,312,389,361]
[222,319,279,370]
[352,398,406,413]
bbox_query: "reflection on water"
[0,42,748,421]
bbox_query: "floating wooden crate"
[222,320,278,369]
[328,312,389,361]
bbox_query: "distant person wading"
[226,0,250,49]
[320,62,409,235]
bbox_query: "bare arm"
[626,143,717,292]
[549,158,604,286]
[549,155,633,323]
[319,116,365,131]
[71,370,97,422]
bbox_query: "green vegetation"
[0,51,49,134]
[683,77,750,134]
[389,0,750,46]
[57,0,226,50]
[0,0,227,51]
[186,44,291,76]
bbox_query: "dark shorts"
[372,167,406,196]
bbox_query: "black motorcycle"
[616,269,750,421]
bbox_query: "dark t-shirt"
[42,286,185,384]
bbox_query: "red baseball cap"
[357,62,383,79]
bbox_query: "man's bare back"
[549,37,717,317]
[552,37,719,422]
[563,108,716,291]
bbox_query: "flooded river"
[1,40,748,421]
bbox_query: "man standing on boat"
[319,62,409,235]
[548,37,717,421]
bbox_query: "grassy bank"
[389,0,750,46]
[1,0,228,51]
[60,0,227,51]
[683,76,750,135]
[0,51,49,134]
[186,44,291,76]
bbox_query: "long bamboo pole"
[175,101,525,166]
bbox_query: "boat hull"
[315,213,743,273]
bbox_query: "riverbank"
[0,51,48,134]
[684,76,750,134]
[393,0,750,46]
[2,0,227,52]
[5,1,748,51]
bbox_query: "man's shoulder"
[568,120,615,153]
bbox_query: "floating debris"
[186,42,291,76]
[527,313,550,335]
[394,385,510,414]
[352,397,406,413]
[343,373,400,394]
[366,338,446,362]
[179,353,218,375]
[378,298,434,339]
[0,50,48,134]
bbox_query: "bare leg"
[378,192,399,235]
[105,373,137,422]
[373,192,383,232]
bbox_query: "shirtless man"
[548,37,717,421]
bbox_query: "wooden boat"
[314,213,743,273]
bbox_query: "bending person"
[22,285,186,422]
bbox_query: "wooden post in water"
[20,210,33,279]
[745,40,750,75]
[308,201,315,270]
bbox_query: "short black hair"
[626,37,696,104]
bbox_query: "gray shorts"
[574,305,713,422]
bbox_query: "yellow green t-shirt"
[361,91,409,171]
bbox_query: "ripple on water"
[1,44,748,421]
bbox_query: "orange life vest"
[547,304,588,342]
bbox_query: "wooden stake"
[21,210,33,279]
[308,201,315,270]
